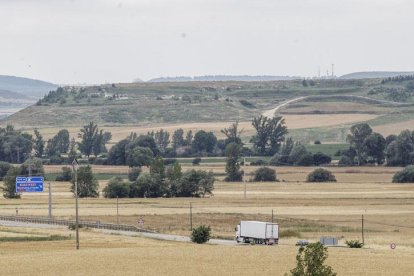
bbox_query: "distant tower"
[332,64,334,78]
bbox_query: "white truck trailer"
[235,221,279,245]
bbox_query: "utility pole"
[48,182,52,220]
[72,159,80,250]
[190,202,193,231]
[243,156,246,199]
[362,214,365,245]
[116,196,119,224]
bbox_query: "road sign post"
[72,159,80,250]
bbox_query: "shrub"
[314,140,321,144]
[163,158,177,166]
[250,160,268,166]
[313,152,332,166]
[295,152,314,166]
[191,225,211,244]
[280,229,301,238]
[102,177,130,198]
[253,167,276,182]
[338,156,353,166]
[130,173,166,198]
[55,167,73,182]
[192,157,201,165]
[239,99,255,108]
[289,242,336,276]
[345,240,363,248]
[128,167,142,182]
[392,166,414,183]
[306,168,336,182]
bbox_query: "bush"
[314,140,321,144]
[392,165,414,183]
[289,242,336,276]
[55,167,73,182]
[130,173,166,198]
[306,168,336,182]
[128,167,142,182]
[338,156,353,166]
[345,240,363,248]
[102,177,130,198]
[0,161,11,181]
[295,152,314,166]
[250,160,268,166]
[313,152,332,166]
[253,167,276,182]
[192,157,201,165]
[191,225,211,244]
[163,158,177,166]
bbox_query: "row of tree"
[339,123,414,167]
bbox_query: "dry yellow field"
[1,165,414,275]
[24,113,379,143]
[0,225,413,275]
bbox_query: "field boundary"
[0,215,155,233]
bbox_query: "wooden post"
[362,215,365,245]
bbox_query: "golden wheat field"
[1,165,414,275]
[24,113,380,143]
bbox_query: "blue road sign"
[15,176,44,193]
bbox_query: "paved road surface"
[0,220,238,246]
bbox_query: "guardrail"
[0,215,155,233]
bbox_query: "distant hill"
[340,71,414,80]
[148,75,301,82]
[0,75,57,98]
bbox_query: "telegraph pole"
[243,156,246,199]
[72,160,80,250]
[362,215,365,245]
[190,202,193,231]
[116,196,119,224]
[48,182,52,220]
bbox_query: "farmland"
[1,164,414,275]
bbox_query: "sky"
[0,0,413,85]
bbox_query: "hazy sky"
[0,0,413,84]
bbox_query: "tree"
[313,152,332,166]
[68,138,77,161]
[289,242,336,276]
[346,123,373,165]
[102,177,130,198]
[172,129,185,150]
[150,156,165,178]
[225,143,243,182]
[392,166,414,183]
[191,225,211,244]
[253,167,276,182]
[270,137,294,165]
[126,146,154,167]
[0,161,11,181]
[78,122,98,158]
[221,121,243,146]
[1,166,21,198]
[177,170,215,197]
[185,130,193,146]
[20,157,44,176]
[364,132,386,164]
[55,167,73,181]
[33,129,45,157]
[307,169,336,182]
[93,130,112,156]
[54,129,70,153]
[130,173,166,198]
[386,130,414,166]
[71,165,99,198]
[0,126,33,163]
[108,139,130,165]
[154,129,170,154]
[128,167,142,182]
[251,116,287,156]
[192,130,217,153]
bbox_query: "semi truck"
[235,221,279,245]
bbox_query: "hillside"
[148,75,301,82]
[4,77,414,143]
[0,75,57,98]
[340,71,414,79]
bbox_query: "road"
[262,95,410,118]
[0,220,237,246]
